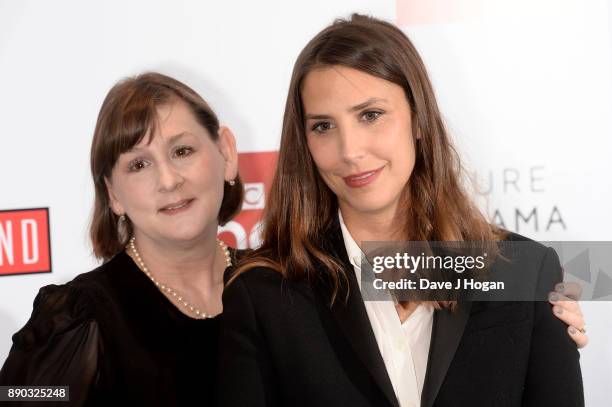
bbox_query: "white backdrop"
[1,0,610,404]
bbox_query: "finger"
[554,282,583,300]
[568,325,589,349]
[548,292,581,313]
[552,305,584,328]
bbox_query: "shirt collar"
[339,209,364,277]
[338,209,402,304]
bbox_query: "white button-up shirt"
[339,212,434,407]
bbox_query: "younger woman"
[218,15,584,407]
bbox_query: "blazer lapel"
[420,301,472,407]
[314,219,400,407]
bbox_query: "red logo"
[218,151,278,249]
[0,208,51,276]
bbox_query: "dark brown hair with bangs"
[234,14,504,307]
[90,72,243,260]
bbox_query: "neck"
[340,205,421,315]
[340,204,401,246]
[129,228,226,294]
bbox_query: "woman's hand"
[549,282,588,348]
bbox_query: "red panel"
[0,208,51,276]
[218,151,278,249]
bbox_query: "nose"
[338,123,366,163]
[157,161,184,192]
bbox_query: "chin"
[161,223,209,243]
[343,195,400,216]
[161,232,200,244]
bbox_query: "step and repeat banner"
[1,0,611,404]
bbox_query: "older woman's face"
[106,99,237,246]
[302,65,416,221]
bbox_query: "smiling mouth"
[342,166,384,188]
[159,199,194,214]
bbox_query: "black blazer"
[217,222,583,407]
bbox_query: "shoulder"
[220,267,285,332]
[494,230,562,299]
[223,265,314,311]
[71,250,132,288]
[30,258,118,322]
[500,230,543,246]
[224,250,282,286]
[498,230,555,262]
[10,283,98,353]
[501,230,530,242]
[12,252,132,347]
[224,266,285,294]
[230,247,251,264]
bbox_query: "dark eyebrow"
[348,98,388,112]
[304,113,332,121]
[125,132,189,154]
[304,98,388,121]
[167,131,188,144]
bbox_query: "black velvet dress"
[0,250,236,406]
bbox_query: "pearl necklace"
[128,236,232,319]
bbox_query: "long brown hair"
[90,72,243,261]
[235,14,503,305]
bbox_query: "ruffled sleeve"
[0,283,102,406]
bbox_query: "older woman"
[218,15,585,407]
[0,72,242,406]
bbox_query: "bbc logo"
[242,183,265,210]
[218,151,277,249]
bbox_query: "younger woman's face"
[302,65,416,221]
[105,98,238,247]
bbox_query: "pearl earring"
[228,179,236,186]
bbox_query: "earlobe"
[218,126,239,181]
[415,127,422,140]
[104,177,125,216]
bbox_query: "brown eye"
[128,159,148,172]
[361,111,382,122]
[312,121,334,133]
[174,146,194,158]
